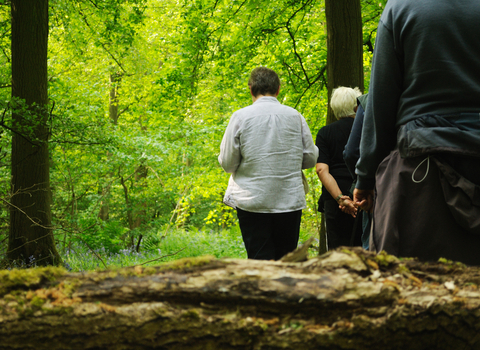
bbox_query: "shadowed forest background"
[0,0,384,270]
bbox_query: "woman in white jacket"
[219,67,318,260]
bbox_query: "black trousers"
[324,199,362,250]
[236,208,302,260]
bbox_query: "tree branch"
[137,247,186,266]
[285,0,315,85]
[294,65,327,109]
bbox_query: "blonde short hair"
[330,87,362,119]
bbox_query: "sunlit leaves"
[0,0,386,248]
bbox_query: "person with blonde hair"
[330,87,362,119]
[315,86,363,250]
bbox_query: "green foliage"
[75,219,127,254]
[63,226,247,271]
[361,0,385,91]
[155,226,247,262]
[60,225,321,272]
[0,0,385,261]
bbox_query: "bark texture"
[325,0,364,124]
[9,0,60,266]
[1,248,480,349]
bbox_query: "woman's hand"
[338,195,357,218]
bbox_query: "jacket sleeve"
[300,114,319,169]
[218,113,242,173]
[343,104,364,179]
[356,19,402,190]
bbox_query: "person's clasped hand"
[353,188,374,213]
[338,195,357,218]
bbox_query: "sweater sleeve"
[343,104,364,179]
[300,114,319,169]
[355,19,403,190]
[218,113,242,173]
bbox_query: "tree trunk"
[120,165,148,249]
[97,73,123,221]
[8,0,60,266]
[109,73,122,125]
[97,186,110,221]
[132,164,148,231]
[325,0,364,124]
[1,248,480,349]
[318,212,327,255]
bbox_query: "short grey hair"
[248,67,280,97]
[330,87,362,119]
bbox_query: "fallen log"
[1,247,480,350]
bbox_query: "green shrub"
[76,219,127,254]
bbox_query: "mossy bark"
[1,249,480,349]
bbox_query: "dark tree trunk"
[8,0,60,266]
[325,0,364,124]
[1,248,480,349]
[318,212,327,254]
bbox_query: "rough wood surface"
[1,248,480,349]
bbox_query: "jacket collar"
[253,96,279,104]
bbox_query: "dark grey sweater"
[356,0,480,189]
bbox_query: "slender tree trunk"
[98,73,122,221]
[132,164,148,230]
[8,0,60,266]
[318,212,327,254]
[97,187,110,221]
[121,165,148,250]
[109,73,122,125]
[325,0,363,124]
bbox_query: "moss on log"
[1,248,480,349]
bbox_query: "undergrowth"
[3,225,318,272]
[62,226,250,272]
